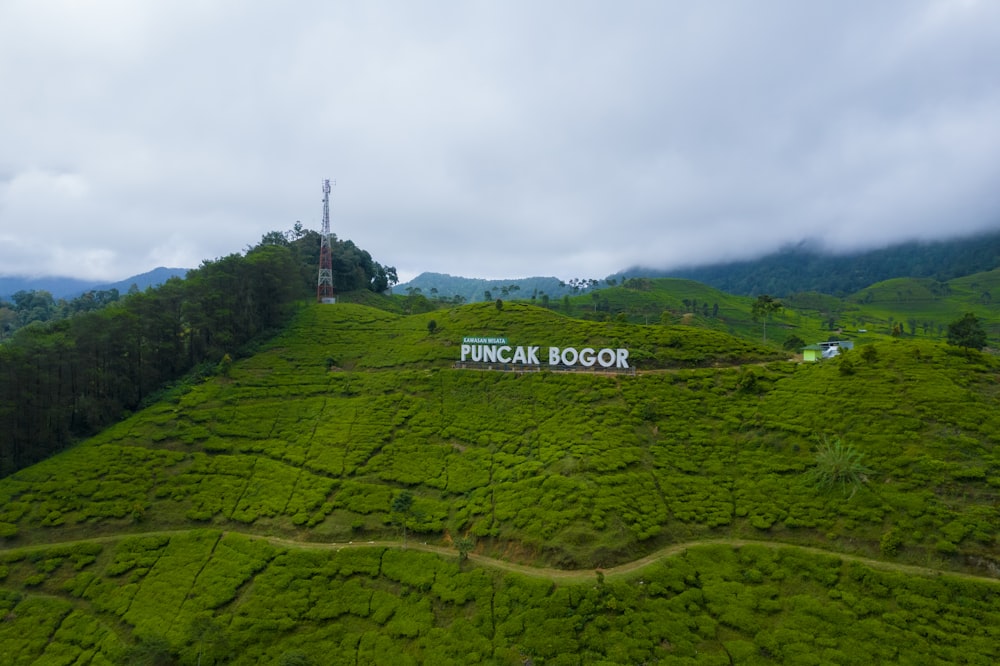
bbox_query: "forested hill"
[622,229,1000,297]
[0,228,397,477]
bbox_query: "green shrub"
[861,344,878,364]
[23,573,47,587]
[806,438,872,496]
[880,528,903,556]
[935,540,957,554]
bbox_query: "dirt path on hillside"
[5,530,998,587]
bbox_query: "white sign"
[462,336,508,345]
[460,343,629,369]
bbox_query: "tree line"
[0,287,126,340]
[0,228,396,477]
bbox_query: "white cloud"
[1,1,999,282]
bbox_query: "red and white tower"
[317,179,336,303]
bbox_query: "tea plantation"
[1,300,998,664]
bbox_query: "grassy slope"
[844,269,1000,339]
[1,296,999,663]
[2,534,998,665]
[558,272,1000,348]
[558,277,855,348]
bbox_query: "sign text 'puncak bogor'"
[460,337,630,369]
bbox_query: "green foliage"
[217,353,234,377]
[751,294,783,342]
[783,334,805,351]
[839,354,856,375]
[119,633,176,665]
[454,535,476,561]
[2,285,1000,662]
[861,343,878,364]
[279,650,313,666]
[391,491,414,515]
[392,490,415,544]
[807,437,872,496]
[1,521,1000,663]
[0,230,395,478]
[880,528,904,556]
[3,308,999,576]
[947,312,987,350]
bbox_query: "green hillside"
[846,270,1000,339]
[2,300,999,664]
[553,273,1000,350]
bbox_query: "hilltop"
[623,228,1000,297]
[1,297,999,663]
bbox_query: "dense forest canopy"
[258,223,397,295]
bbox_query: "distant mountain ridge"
[0,266,189,301]
[621,230,1000,297]
[401,231,1000,302]
[90,266,190,297]
[395,273,593,303]
[0,275,96,301]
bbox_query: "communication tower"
[317,179,336,303]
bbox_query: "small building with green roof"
[802,344,824,362]
[802,340,854,362]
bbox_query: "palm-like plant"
[751,294,782,343]
[807,437,872,496]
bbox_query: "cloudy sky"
[2,1,999,283]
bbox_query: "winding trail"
[261,535,1000,585]
[5,530,999,587]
